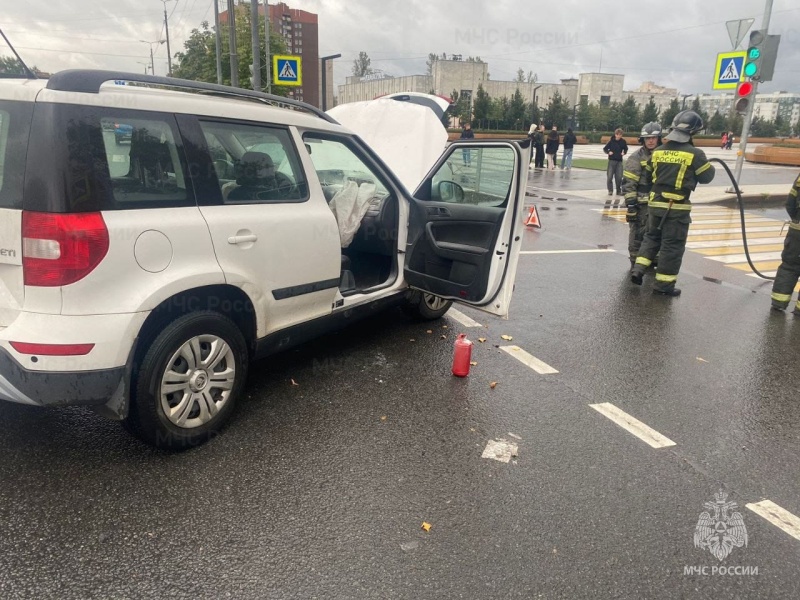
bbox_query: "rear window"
[24,103,193,212]
[0,100,33,210]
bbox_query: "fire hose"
[708,157,775,281]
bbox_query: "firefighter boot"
[653,287,682,297]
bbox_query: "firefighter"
[770,172,800,312]
[621,122,662,269]
[630,111,715,296]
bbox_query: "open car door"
[405,140,530,318]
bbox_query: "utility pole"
[320,54,341,111]
[264,0,271,93]
[227,0,239,87]
[140,39,164,76]
[214,0,222,84]
[162,0,175,76]
[732,0,774,188]
[250,0,261,91]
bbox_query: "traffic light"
[742,29,781,83]
[735,81,754,115]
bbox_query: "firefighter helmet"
[665,110,704,142]
[638,122,662,144]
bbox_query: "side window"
[302,135,389,203]
[99,117,188,206]
[430,147,515,207]
[198,121,307,204]
[0,101,33,210]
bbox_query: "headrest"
[236,151,275,186]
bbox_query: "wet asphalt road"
[1,179,800,598]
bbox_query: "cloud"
[2,0,798,95]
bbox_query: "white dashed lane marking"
[589,402,676,449]
[746,500,800,542]
[447,308,483,328]
[500,346,559,374]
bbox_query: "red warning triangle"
[524,205,541,228]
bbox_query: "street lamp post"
[531,85,542,126]
[320,53,341,111]
[161,0,176,76]
[681,94,692,109]
[140,39,165,76]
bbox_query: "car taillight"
[9,342,95,356]
[22,211,110,287]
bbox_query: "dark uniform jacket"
[647,141,715,213]
[602,138,628,161]
[621,146,655,205]
[787,172,800,222]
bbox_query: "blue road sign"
[713,51,746,90]
[273,55,302,87]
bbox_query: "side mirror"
[438,180,464,202]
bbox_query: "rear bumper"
[0,347,125,407]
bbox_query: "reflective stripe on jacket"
[647,141,715,210]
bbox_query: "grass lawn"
[570,158,608,171]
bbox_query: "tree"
[707,111,726,135]
[606,101,624,130]
[661,98,681,131]
[543,90,570,129]
[616,95,641,132]
[526,71,538,84]
[0,56,41,75]
[507,88,527,130]
[641,96,660,124]
[750,116,777,137]
[515,68,525,83]
[690,97,709,127]
[473,84,491,128]
[426,53,438,76]
[352,51,373,77]
[173,16,288,92]
[576,97,591,131]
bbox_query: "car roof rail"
[45,69,338,124]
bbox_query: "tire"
[401,291,453,321]
[122,311,248,451]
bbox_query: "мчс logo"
[694,490,748,561]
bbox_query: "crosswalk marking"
[599,204,790,283]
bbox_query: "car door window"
[99,116,188,206]
[198,121,307,204]
[430,147,515,207]
[302,135,389,202]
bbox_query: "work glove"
[625,202,638,223]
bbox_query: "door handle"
[228,234,258,244]
[426,206,450,217]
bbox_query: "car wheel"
[401,290,453,321]
[123,311,248,451]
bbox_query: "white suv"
[0,70,527,449]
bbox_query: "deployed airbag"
[329,180,378,247]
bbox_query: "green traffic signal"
[744,62,758,77]
[748,47,761,60]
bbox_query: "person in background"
[726,131,734,150]
[770,173,800,313]
[721,132,728,149]
[534,124,545,169]
[561,127,577,170]
[603,128,628,196]
[460,122,474,166]
[545,125,560,170]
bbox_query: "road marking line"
[688,226,783,235]
[482,439,518,463]
[729,260,781,271]
[588,403,676,448]
[448,308,483,328]
[706,251,784,264]
[746,500,800,542]
[696,244,785,255]
[500,345,559,374]
[687,237,786,249]
[519,249,616,255]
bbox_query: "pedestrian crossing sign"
[713,51,746,90]
[273,55,302,86]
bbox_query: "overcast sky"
[3,0,799,96]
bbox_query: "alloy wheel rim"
[160,335,236,429]
[423,294,449,311]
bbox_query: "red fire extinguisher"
[452,333,473,377]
